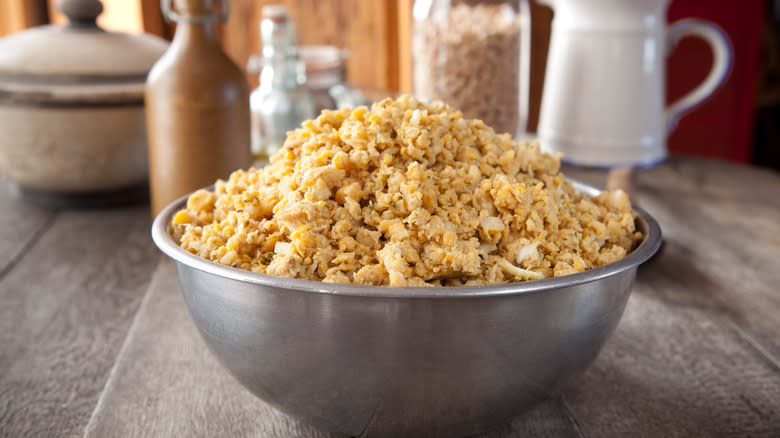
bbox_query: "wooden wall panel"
[139,0,168,39]
[0,0,48,37]
[527,1,554,133]
[393,0,413,93]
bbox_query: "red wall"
[666,0,765,163]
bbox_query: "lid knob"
[57,0,104,27]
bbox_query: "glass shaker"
[250,5,315,159]
[412,0,531,137]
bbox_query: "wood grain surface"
[0,200,160,437]
[0,192,55,288]
[1,156,779,437]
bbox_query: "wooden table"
[1,157,779,438]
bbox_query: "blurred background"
[1,0,778,170]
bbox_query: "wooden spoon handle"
[607,166,636,201]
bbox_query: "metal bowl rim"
[152,180,662,299]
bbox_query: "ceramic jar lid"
[0,0,169,105]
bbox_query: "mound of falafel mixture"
[171,95,642,287]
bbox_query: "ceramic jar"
[146,0,252,215]
[0,0,168,194]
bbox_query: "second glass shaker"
[250,5,315,159]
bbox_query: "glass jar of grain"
[412,0,531,137]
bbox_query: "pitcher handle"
[665,19,732,132]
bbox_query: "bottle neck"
[171,21,220,48]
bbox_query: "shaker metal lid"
[0,0,169,105]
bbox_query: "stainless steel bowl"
[152,182,662,438]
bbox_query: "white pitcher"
[535,0,732,166]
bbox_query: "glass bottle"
[250,5,315,159]
[411,0,530,137]
[146,0,251,216]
